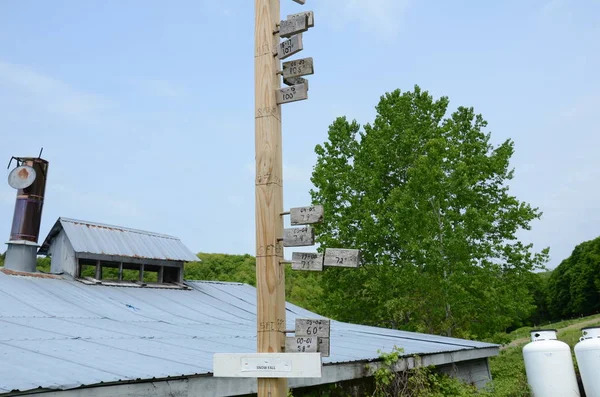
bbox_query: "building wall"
[48,229,77,277]
[13,357,495,397]
[436,357,492,389]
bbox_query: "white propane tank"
[575,326,600,396]
[523,329,580,397]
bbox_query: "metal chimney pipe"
[10,157,49,242]
[4,156,49,273]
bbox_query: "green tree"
[524,270,552,325]
[185,253,324,313]
[186,253,257,285]
[547,237,600,319]
[310,86,548,338]
[36,256,51,272]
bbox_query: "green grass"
[508,314,600,342]
[558,319,600,347]
[481,313,600,397]
[484,346,530,397]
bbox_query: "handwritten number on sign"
[282,86,296,101]
[306,326,318,335]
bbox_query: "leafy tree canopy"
[547,236,600,319]
[310,86,548,338]
[185,253,323,312]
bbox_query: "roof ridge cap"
[59,217,179,240]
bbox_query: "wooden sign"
[285,336,318,353]
[290,204,323,225]
[282,57,314,79]
[295,319,330,338]
[318,337,330,357]
[213,353,321,378]
[291,0,306,4]
[291,252,323,271]
[283,77,308,90]
[277,83,308,105]
[280,15,308,38]
[283,226,314,247]
[287,11,314,27]
[277,34,303,60]
[324,248,361,268]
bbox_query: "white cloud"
[129,78,182,98]
[48,184,143,219]
[283,164,312,183]
[226,195,247,208]
[244,162,254,175]
[0,190,15,206]
[540,0,566,16]
[331,0,412,36]
[556,95,598,121]
[514,94,600,268]
[0,60,107,117]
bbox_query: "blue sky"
[0,0,598,268]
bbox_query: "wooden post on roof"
[157,266,164,283]
[255,0,287,396]
[139,264,145,282]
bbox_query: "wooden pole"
[95,260,102,280]
[255,0,287,396]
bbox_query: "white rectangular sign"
[295,319,331,338]
[244,357,291,372]
[292,252,323,271]
[283,77,309,90]
[276,83,308,105]
[290,204,323,225]
[283,226,315,247]
[288,11,314,27]
[213,353,322,378]
[285,336,319,353]
[323,248,361,268]
[277,34,303,60]
[318,337,330,357]
[282,57,314,79]
[280,15,308,38]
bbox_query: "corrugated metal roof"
[0,271,497,394]
[38,217,199,262]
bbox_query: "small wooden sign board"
[318,337,330,357]
[280,15,308,38]
[277,34,303,60]
[276,83,308,105]
[290,204,323,225]
[282,57,314,79]
[283,226,315,247]
[291,252,323,271]
[287,11,314,27]
[285,336,319,353]
[283,77,308,90]
[213,353,321,378]
[324,248,361,268]
[295,319,331,338]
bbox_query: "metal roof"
[0,271,497,394]
[38,217,199,262]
